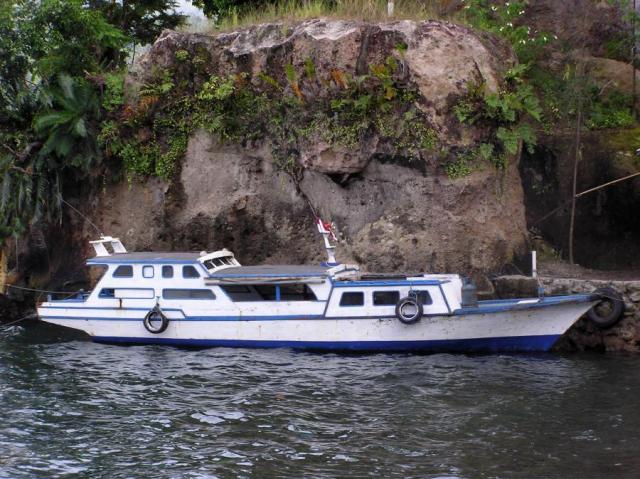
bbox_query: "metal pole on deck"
[531,251,537,278]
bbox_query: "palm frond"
[58,74,75,101]
[34,111,75,132]
[73,118,87,137]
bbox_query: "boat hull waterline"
[40,299,595,352]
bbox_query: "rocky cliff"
[86,19,527,279]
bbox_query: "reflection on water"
[1,322,640,478]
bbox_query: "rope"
[534,171,640,225]
[575,171,640,198]
[5,284,81,295]
[57,195,103,237]
[0,313,37,332]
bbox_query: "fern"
[304,58,316,79]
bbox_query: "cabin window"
[142,266,154,278]
[163,289,215,300]
[204,257,235,270]
[417,291,433,305]
[373,291,400,306]
[162,265,174,278]
[279,284,317,301]
[254,285,277,301]
[182,265,200,278]
[113,265,133,278]
[220,285,260,301]
[340,292,364,306]
[99,288,115,298]
[222,285,251,293]
[220,284,317,302]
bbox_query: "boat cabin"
[48,236,463,319]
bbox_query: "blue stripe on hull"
[91,334,561,353]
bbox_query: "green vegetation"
[86,0,186,46]
[586,90,635,130]
[210,0,448,31]
[461,0,553,63]
[452,65,541,175]
[107,57,437,180]
[448,0,637,178]
[0,0,128,242]
[0,0,206,243]
[2,0,638,242]
[444,1,547,177]
[528,63,635,134]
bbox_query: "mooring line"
[56,194,103,237]
[0,313,38,332]
[5,284,80,295]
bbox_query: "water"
[1,323,640,479]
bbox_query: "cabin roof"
[87,252,202,264]
[207,265,330,279]
[86,255,332,278]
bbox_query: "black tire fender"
[395,296,424,325]
[143,305,169,334]
[587,287,625,329]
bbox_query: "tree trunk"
[0,247,7,295]
[633,0,637,118]
[569,100,583,265]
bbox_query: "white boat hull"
[39,300,596,352]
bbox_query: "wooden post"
[387,1,394,17]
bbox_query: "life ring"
[395,295,423,325]
[587,287,624,329]
[143,305,169,334]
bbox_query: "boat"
[37,220,621,352]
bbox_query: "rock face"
[96,128,526,274]
[103,19,528,275]
[1,18,529,313]
[139,19,510,141]
[524,0,623,59]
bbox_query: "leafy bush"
[0,0,130,244]
[34,74,102,170]
[453,65,541,174]
[109,58,439,180]
[101,70,127,112]
[461,0,553,63]
[587,90,635,130]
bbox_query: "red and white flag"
[316,217,337,242]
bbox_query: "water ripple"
[1,325,640,478]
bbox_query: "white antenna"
[316,218,338,264]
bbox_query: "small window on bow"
[162,265,174,278]
[113,265,133,278]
